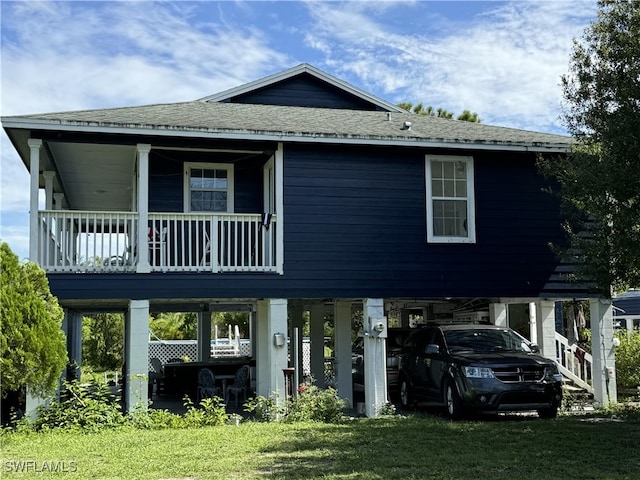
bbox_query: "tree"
[0,242,67,398]
[398,102,480,122]
[538,0,640,294]
[82,313,124,371]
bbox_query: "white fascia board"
[2,118,570,153]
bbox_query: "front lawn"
[2,412,640,479]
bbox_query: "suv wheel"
[399,379,413,409]
[537,406,558,419]
[444,379,465,420]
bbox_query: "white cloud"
[304,0,596,132]
[0,0,290,259]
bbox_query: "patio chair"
[225,365,250,408]
[197,368,219,403]
[148,357,164,396]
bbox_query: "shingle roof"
[2,100,571,152]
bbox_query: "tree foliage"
[538,0,640,294]
[0,242,67,398]
[398,102,481,122]
[82,313,124,371]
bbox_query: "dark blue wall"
[226,74,385,110]
[148,151,264,213]
[49,143,572,302]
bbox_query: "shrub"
[244,394,283,422]
[183,396,227,427]
[32,380,125,432]
[285,380,347,423]
[615,329,640,390]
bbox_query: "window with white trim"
[184,163,234,212]
[425,155,476,243]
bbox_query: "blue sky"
[1,0,596,260]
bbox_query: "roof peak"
[197,63,405,113]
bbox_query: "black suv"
[398,324,563,419]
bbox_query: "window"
[184,163,234,212]
[425,155,475,243]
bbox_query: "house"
[2,64,618,417]
[614,290,640,331]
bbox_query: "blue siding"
[148,152,264,213]
[614,291,640,315]
[227,74,384,110]
[49,144,574,302]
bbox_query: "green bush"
[183,396,228,427]
[243,394,284,422]
[615,329,640,390]
[285,380,347,423]
[30,380,125,432]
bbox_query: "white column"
[363,298,387,417]
[275,143,284,275]
[125,300,150,412]
[529,302,538,344]
[255,299,288,406]
[309,304,326,388]
[43,171,55,210]
[489,303,508,327]
[535,300,556,360]
[197,311,212,361]
[136,144,151,273]
[53,193,64,210]
[289,304,305,385]
[28,139,42,261]
[590,298,617,406]
[334,301,353,403]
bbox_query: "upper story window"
[425,155,476,243]
[184,163,234,213]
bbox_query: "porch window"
[184,163,234,212]
[425,155,476,243]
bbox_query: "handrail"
[555,332,594,393]
[36,210,278,273]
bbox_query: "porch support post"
[43,171,55,210]
[489,303,508,327]
[334,300,353,403]
[529,302,538,345]
[275,143,284,275]
[590,298,617,406]
[256,299,288,406]
[309,304,326,388]
[125,300,150,412]
[535,300,556,360]
[66,311,83,381]
[363,298,387,417]
[53,193,64,210]
[197,311,212,361]
[28,138,42,261]
[289,304,305,385]
[136,144,151,273]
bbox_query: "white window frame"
[425,155,476,244]
[183,162,234,213]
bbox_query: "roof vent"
[402,121,412,130]
[386,112,391,121]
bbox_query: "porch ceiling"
[48,141,136,211]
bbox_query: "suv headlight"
[544,363,563,382]
[464,366,495,379]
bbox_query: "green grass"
[2,413,640,479]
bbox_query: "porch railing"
[555,332,594,393]
[37,210,277,273]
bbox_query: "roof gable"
[199,63,405,112]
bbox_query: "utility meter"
[368,316,387,338]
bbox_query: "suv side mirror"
[529,343,540,353]
[425,344,440,355]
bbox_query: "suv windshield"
[444,328,532,354]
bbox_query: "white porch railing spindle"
[36,211,277,273]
